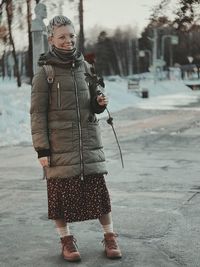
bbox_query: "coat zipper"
[57,82,61,108]
[71,62,84,181]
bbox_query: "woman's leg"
[99,212,122,259]
[54,219,81,262]
[99,212,114,233]
[55,219,70,237]
[55,218,66,228]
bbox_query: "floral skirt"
[46,174,111,223]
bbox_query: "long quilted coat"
[30,52,107,179]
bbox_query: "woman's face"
[49,25,76,50]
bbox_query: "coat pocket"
[87,121,103,149]
[49,122,73,153]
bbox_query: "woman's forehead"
[53,25,75,35]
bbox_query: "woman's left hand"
[97,95,109,106]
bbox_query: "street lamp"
[139,49,152,67]
[147,28,158,83]
[161,35,179,66]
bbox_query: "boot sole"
[105,252,122,259]
[63,256,81,262]
[107,255,122,259]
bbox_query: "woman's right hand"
[39,157,50,167]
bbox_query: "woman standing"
[30,15,122,262]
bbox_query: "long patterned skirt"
[47,174,111,223]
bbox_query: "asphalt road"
[0,107,200,267]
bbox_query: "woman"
[30,15,122,262]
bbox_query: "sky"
[11,0,176,50]
[84,0,161,30]
[60,0,169,35]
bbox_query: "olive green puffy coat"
[30,52,107,179]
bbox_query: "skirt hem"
[47,208,112,223]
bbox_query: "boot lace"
[102,234,118,249]
[61,236,78,253]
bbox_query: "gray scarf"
[50,45,79,63]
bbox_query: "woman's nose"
[64,36,71,42]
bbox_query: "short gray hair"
[47,15,74,37]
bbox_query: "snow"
[104,78,200,111]
[0,76,200,147]
[0,79,31,147]
[136,79,200,110]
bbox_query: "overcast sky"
[83,0,161,31]
[13,0,175,50]
[60,0,166,33]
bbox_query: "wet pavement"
[0,107,200,267]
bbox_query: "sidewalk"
[0,107,200,267]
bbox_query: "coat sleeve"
[30,67,51,158]
[84,60,106,114]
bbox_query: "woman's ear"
[48,36,53,45]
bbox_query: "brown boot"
[60,235,81,262]
[102,232,122,259]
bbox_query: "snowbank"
[0,79,31,146]
[0,76,200,147]
[137,80,200,110]
[104,78,200,112]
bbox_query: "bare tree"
[152,0,200,30]
[173,0,200,30]
[66,0,85,53]
[0,25,7,78]
[150,0,171,21]
[5,0,21,87]
[26,0,33,81]
[78,0,84,53]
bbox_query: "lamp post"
[187,56,194,80]
[135,38,140,73]
[147,28,158,83]
[139,49,152,68]
[161,35,179,66]
[145,49,152,66]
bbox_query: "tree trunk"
[26,0,33,82]
[78,0,85,54]
[6,0,21,87]
[135,38,140,74]
[1,50,5,79]
[128,39,133,75]
[112,41,124,76]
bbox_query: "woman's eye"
[58,34,76,40]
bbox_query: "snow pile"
[0,76,200,147]
[137,79,200,110]
[102,78,141,112]
[0,79,31,146]
[104,78,200,112]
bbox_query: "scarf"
[50,45,80,63]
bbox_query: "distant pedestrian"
[30,15,122,262]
